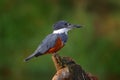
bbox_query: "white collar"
[53,28,70,34]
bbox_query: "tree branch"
[52,54,98,80]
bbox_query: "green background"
[0,0,120,80]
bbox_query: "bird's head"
[53,20,82,34]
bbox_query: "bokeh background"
[0,0,120,80]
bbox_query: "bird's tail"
[24,52,44,62]
[24,53,35,62]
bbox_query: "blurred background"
[0,0,120,80]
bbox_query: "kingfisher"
[24,20,81,61]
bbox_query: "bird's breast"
[58,33,68,43]
[47,37,64,53]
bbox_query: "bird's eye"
[64,23,68,26]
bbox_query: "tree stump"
[52,54,98,80]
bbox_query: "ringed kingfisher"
[24,20,81,61]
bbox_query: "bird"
[24,20,81,61]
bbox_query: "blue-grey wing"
[36,34,58,54]
[24,34,58,61]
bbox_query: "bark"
[52,54,98,80]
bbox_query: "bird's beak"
[68,24,82,29]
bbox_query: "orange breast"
[47,37,64,53]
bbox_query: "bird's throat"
[53,28,70,34]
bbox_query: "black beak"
[73,24,82,28]
[68,24,82,29]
